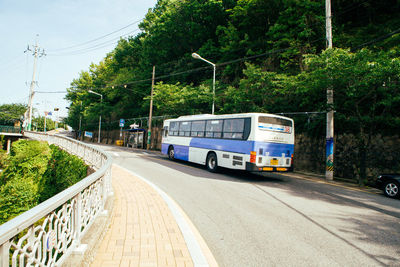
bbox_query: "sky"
[0,0,157,122]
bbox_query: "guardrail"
[0,132,112,267]
[0,126,21,134]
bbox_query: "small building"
[124,128,146,148]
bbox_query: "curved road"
[99,144,400,267]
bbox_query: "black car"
[376,174,400,198]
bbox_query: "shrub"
[38,145,87,202]
[0,178,38,224]
[0,141,88,224]
[0,139,51,185]
[0,150,7,173]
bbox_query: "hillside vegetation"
[0,140,87,224]
[65,0,400,181]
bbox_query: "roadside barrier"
[0,132,112,267]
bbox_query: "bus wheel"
[168,146,175,160]
[206,153,218,172]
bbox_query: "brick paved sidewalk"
[90,165,215,267]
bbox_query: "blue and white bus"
[161,113,294,172]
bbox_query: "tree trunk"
[359,144,367,186]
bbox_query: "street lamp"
[192,53,216,115]
[88,90,103,143]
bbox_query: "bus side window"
[179,121,191,137]
[206,120,222,138]
[170,121,179,136]
[223,119,245,139]
[213,132,222,138]
[191,120,206,138]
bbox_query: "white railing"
[0,132,112,267]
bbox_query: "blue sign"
[84,131,93,138]
[119,119,125,128]
[326,138,334,171]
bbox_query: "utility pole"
[54,108,59,129]
[326,0,334,180]
[25,36,45,131]
[147,66,155,150]
[79,101,82,140]
[44,113,47,133]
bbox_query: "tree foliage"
[38,145,88,202]
[0,140,87,224]
[150,82,212,115]
[66,0,399,127]
[64,0,400,180]
[32,116,57,132]
[0,104,26,125]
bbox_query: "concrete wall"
[294,133,400,182]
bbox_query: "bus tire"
[168,146,175,160]
[206,152,218,173]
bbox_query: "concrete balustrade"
[0,132,112,267]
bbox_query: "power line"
[36,91,67,94]
[352,27,400,51]
[0,54,25,71]
[47,18,143,53]
[334,0,373,17]
[47,29,140,56]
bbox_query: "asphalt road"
[99,144,400,267]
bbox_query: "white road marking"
[113,152,119,157]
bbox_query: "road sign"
[119,119,125,128]
[84,131,93,138]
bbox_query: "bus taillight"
[250,151,256,163]
[291,154,294,166]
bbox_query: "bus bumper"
[246,162,293,172]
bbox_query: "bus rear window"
[258,116,292,133]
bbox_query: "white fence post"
[74,194,82,248]
[0,242,10,267]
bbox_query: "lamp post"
[88,90,103,143]
[192,53,216,115]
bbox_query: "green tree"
[0,103,26,125]
[32,116,56,132]
[221,63,296,114]
[298,48,400,182]
[150,82,212,116]
[266,0,324,72]
[64,0,400,140]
